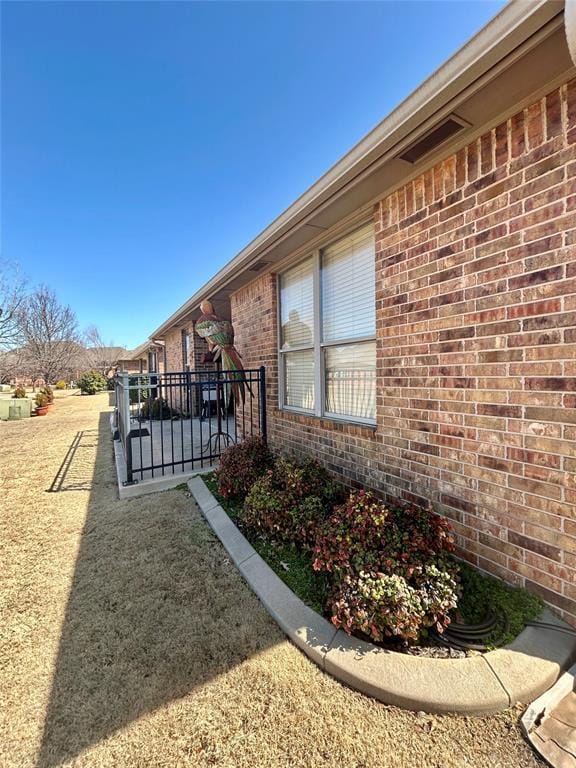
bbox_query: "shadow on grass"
[47,430,99,493]
[36,411,280,767]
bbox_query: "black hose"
[434,613,508,651]
[447,620,499,639]
[436,633,492,652]
[525,621,576,637]
[448,615,499,633]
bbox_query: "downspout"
[567,0,576,65]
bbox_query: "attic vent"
[399,115,469,164]
[249,261,270,272]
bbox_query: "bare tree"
[18,286,80,385]
[83,325,124,377]
[0,261,27,352]
[0,347,25,384]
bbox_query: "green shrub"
[215,436,274,501]
[456,560,543,645]
[241,458,343,548]
[12,386,27,399]
[139,397,176,420]
[77,370,108,395]
[312,490,458,643]
[55,380,67,390]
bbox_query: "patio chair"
[200,382,225,421]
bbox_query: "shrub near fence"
[77,371,108,395]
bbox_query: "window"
[182,329,191,369]
[278,224,376,422]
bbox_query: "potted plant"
[40,386,54,408]
[12,386,27,399]
[35,392,50,416]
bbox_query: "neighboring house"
[140,2,576,625]
[0,343,131,385]
[116,340,166,375]
[84,345,131,379]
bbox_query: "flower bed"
[205,438,542,655]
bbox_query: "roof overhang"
[151,0,574,338]
[123,339,165,361]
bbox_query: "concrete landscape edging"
[188,476,576,716]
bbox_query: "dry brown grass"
[0,393,544,768]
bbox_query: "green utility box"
[0,398,33,420]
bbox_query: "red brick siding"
[232,79,576,624]
[164,326,189,372]
[163,323,215,414]
[231,273,277,439]
[375,79,576,622]
[164,323,215,373]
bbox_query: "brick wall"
[231,78,576,625]
[164,322,215,373]
[231,273,277,439]
[374,78,576,622]
[164,326,189,372]
[163,322,215,415]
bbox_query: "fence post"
[120,372,133,483]
[258,366,267,443]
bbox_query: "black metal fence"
[114,367,266,484]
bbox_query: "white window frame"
[277,226,376,426]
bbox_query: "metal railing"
[114,367,266,484]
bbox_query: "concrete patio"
[113,413,237,497]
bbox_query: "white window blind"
[284,349,315,410]
[280,258,314,350]
[182,331,191,368]
[279,223,376,423]
[321,224,375,343]
[325,342,376,420]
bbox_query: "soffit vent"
[399,114,470,164]
[248,261,270,272]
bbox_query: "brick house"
[117,341,166,375]
[145,2,576,624]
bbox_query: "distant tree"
[18,286,80,385]
[83,325,123,377]
[0,347,25,384]
[0,261,27,352]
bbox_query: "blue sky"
[2,0,505,349]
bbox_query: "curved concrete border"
[189,476,576,715]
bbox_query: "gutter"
[150,0,563,339]
[567,0,576,63]
[124,339,165,361]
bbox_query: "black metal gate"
[114,367,266,484]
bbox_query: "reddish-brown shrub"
[215,436,274,501]
[241,458,343,547]
[313,490,458,643]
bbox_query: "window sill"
[274,407,377,436]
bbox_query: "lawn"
[0,393,544,767]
